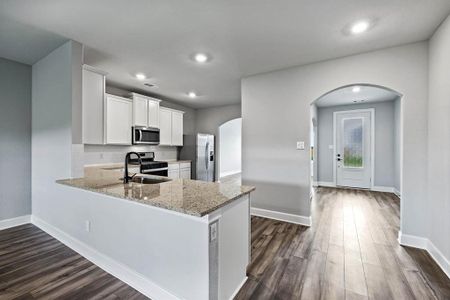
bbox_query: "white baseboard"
[31,216,178,300]
[229,276,247,300]
[0,215,31,230]
[317,181,336,187]
[393,188,401,198]
[251,207,311,226]
[371,186,396,193]
[398,231,450,279]
[220,170,241,178]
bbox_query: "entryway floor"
[235,187,450,299]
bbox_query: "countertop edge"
[55,179,255,218]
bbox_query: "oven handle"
[142,167,169,173]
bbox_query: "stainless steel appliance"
[128,152,168,176]
[132,126,160,145]
[196,134,215,181]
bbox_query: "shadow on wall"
[243,179,311,217]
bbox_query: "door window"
[343,118,363,168]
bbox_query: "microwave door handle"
[205,142,209,170]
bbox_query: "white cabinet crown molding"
[82,64,108,76]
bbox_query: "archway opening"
[310,83,403,216]
[218,118,242,183]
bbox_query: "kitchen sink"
[131,176,171,184]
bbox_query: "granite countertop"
[56,171,254,217]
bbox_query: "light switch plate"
[297,141,305,150]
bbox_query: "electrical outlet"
[296,141,305,150]
[210,222,217,242]
[85,220,91,232]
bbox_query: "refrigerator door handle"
[205,142,209,170]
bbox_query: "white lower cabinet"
[105,94,132,145]
[168,162,191,179]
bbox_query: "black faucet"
[123,152,142,183]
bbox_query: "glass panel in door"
[343,118,363,168]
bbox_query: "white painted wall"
[219,118,242,178]
[317,101,398,188]
[428,14,450,272]
[242,42,428,238]
[31,40,83,223]
[394,97,402,195]
[0,58,31,221]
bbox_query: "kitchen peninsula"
[54,169,254,300]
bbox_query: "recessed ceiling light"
[135,73,146,80]
[193,53,209,63]
[350,21,370,34]
[352,86,361,93]
[188,91,197,98]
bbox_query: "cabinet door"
[132,96,148,127]
[171,111,184,146]
[159,108,172,145]
[82,68,105,144]
[106,95,132,145]
[147,99,160,128]
[168,169,179,179]
[180,168,191,179]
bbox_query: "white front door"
[335,110,372,188]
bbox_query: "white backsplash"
[84,144,179,166]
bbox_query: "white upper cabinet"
[159,108,172,145]
[171,110,184,146]
[132,95,148,127]
[82,65,106,144]
[147,99,160,128]
[159,107,184,146]
[131,93,161,128]
[105,94,132,145]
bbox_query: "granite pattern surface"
[56,170,254,217]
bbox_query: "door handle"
[205,142,209,170]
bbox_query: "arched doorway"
[218,118,242,183]
[310,83,403,195]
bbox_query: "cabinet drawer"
[168,164,180,171]
[180,162,191,169]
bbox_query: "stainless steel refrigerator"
[196,134,215,181]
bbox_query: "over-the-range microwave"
[132,126,160,145]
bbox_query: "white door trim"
[333,108,375,189]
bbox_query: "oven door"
[141,167,168,177]
[133,127,160,145]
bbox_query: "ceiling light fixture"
[135,73,146,80]
[352,86,361,93]
[193,53,209,63]
[350,20,370,34]
[188,91,197,98]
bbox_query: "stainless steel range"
[128,152,168,176]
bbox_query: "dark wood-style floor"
[0,224,148,300]
[1,187,449,299]
[236,187,450,299]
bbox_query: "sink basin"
[131,176,171,184]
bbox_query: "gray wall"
[428,15,450,269]
[394,97,402,194]
[32,40,83,219]
[317,101,398,187]
[242,41,429,237]
[0,58,31,221]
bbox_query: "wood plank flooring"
[236,187,450,300]
[1,187,449,299]
[0,224,148,300]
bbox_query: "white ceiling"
[315,85,399,107]
[1,0,449,108]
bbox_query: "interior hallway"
[236,188,450,299]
